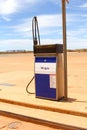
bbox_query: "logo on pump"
[41,66,49,70]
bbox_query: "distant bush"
[0,49,87,54]
[0,50,33,54]
[68,49,87,52]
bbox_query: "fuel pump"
[26,16,65,101]
[33,17,64,100]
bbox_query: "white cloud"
[0,0,19,15]
[0,38,62,51]
[12,13,74,30]
[7,13,75,38]
[13,21,31,33]
[0,39,33,51]
[1,16,11,22]
[0,0,42,17]
[81,3,87,8]
[21,0,41,4]
[7,18,32,38]
[12,14,62,30]
[5,14,63,39]
[38,14,62,28]
[1,36,87,52]
[68,29,86,38]
[1,13,76,40]
[0,0,61,18]
[68,37,87,49]
[41,38,62,45]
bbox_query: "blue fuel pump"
[33,17,64,100]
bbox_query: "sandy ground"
[0,52,87,129]
[68,52,87,93]
[0,115,61,130]
[0,52,87,96]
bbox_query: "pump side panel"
[35,74,56,99]
[35,57,57,100]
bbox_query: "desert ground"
[0,52,87,96]
[0,52,87,129]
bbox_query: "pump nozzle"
[32,16,40,46]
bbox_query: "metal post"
[62,0,68,100]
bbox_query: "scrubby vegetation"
[0,50,33,54]
[0,49,87,54]
[68,49,87,52]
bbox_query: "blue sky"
[0,0,87,51]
